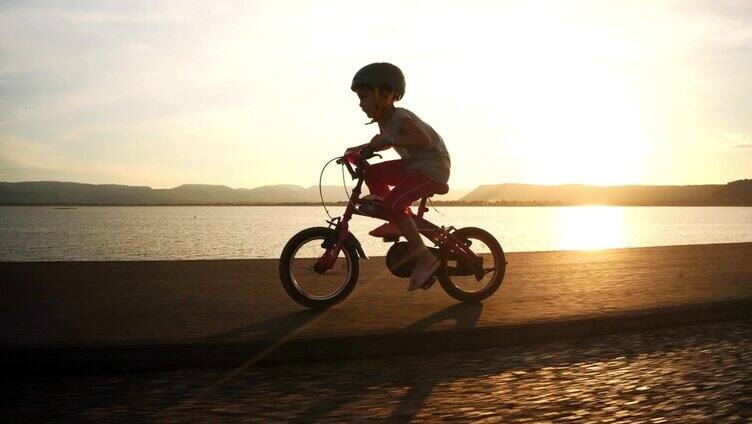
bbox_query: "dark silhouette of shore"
[1,179,751,206]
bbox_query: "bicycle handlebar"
[336,147,382,179]
[357,145,376,161]
[337,148,381,167]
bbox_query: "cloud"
[2,1,752,187]
[724,133,752,149]
[0,137,193,186]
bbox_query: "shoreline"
[3,241,752,263]
[3,203,752,207]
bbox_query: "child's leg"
[363,160,407,198]
[382,171,444,289]
[393,216,425,254]
[387,178,435,255]
[381,170,441,224]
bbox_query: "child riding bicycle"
[346,62,451,291]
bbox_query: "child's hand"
[345,144,366,155]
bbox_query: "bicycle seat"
[426,183,449,197]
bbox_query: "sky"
[1,0,751,190]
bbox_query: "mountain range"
[461,179,752,205]
[0,180,750,205]
[0,181,469,205]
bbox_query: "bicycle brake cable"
[319,156,342,220]
[428,197,444,217]
[341,164,350,199]
[340,162,360,210]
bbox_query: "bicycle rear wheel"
[279,227,359,309]
[437,227,506,302]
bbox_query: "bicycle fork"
[314,182,364,273]
[315,220,350,272]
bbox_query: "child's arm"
[345,143,370,154]
[368,117,429,150]
[391,117,430,149]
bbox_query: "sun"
[451,5,655,187]
[505,62,649,186]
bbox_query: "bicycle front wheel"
[278,227,359,309]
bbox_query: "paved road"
[3,243,752,348]
[4,320,751,422]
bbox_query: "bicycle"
[278,147,507,309]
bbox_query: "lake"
[1,206,751,261]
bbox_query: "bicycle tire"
[278,227,359,309]
[437,227,506,302]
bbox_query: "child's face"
[356,88,377,119]
[356,87,395,120]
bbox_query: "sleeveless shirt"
[378,107,451,185]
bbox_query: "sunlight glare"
[558,206,627,251]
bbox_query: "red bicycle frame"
[315,152,485,281]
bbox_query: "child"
[347,62,451,291]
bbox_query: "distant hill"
[459,179,752,205]
[0,179,750,205]
[0,182,356,205]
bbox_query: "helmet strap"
[374,86,383,119]
[364,86,393,125]
[364,86,382,125]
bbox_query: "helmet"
[351,63,406,100]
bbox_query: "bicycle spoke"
[290,237,351,300]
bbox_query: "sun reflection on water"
[558,206,627,251]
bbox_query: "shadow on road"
[402,301,483,333]
[290,302,483,424]
[199,309,324,342]
[389,302,483,422]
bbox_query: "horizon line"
[1,178,750,191]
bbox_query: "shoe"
[369,222,401,238]
[389,247,425,271]
[360,194,384,204]
[421,276,437,290]
[409,252,440,291]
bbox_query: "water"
[1,206,751,261]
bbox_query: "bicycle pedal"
[421,276,437,290]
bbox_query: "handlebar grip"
[358,146,375,161]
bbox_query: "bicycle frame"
[314,154,485,281]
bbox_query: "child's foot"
[409,251,440,291]
[390,245,424,268]
[369,222,401,238]
[360,194,384,204]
